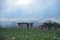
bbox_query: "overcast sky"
[0,0,60,22]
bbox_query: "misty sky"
[0,0,60,22]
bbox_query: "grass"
[0,28,60,40]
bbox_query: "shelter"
[17,22,33,28]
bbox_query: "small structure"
[17,22,33,28]
[39,25,55,30]
[39,25,48,29]
[39,23,56,30]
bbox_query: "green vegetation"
[44,22,60,29]
[0,28,60,40]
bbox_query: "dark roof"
[17,22,33,24]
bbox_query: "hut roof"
[17,22,33,24]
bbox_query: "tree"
[52,22,60,28]
[44,21,60,29]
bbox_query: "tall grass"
[0,28,60,40]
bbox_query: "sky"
[0,0,60,23]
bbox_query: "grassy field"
[0,28,60,40]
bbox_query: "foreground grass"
[0,28,60,40]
